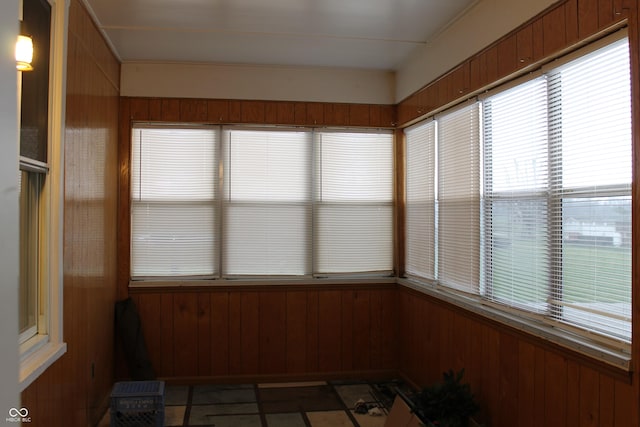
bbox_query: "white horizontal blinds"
[131,126,219,277]
[405,121,436,279]
[438,102,480,293]
[548,36,632,340]
[315,130,393,274]
[482,77,550,313]
[223,129,312,275]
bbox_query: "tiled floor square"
[259,385,344,413]
[165,385,190,405]
[351,410,387,427]
[334,383,378,408]
[192,384,256,405]
[101,379,402,426]
[193,414,262,427]
[265,412,307,427]
[164,405,187,426]
[189,404,259,425]
[306,410,355,427]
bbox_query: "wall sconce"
[16,35,34,71]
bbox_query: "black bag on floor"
[115,297,156,380]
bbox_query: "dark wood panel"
[228,292,243,375]
[259,291,287,374]
[208,99,229,122]
[229,100,242,123]
[161,98,180,121]
[197,292,212,376]
[353,290,372,370]
[544,352,568,426]
[180,99,208,122]
[579,365,600,427]
[324,103,350,126]
[294,102,307,125]
[306,290,320,372]
[497,334,519,427]
[129,97,149,120]
[241,100,266,123]
[306,102,324,125]
[285,291,308,373]
[265,101,279,124]
[543,4,567,57]
[173,293,199,377]
[240,292,260,373]
[340,290,354,370]
[160,293,175,376]
[349,104,370,126]
[149,98,162,121]
[598,0,615,28]
[598,374,615,427]
[317,290,343,371]
[211,292,230,376]
[578,0,600,38]
[136,293,163,378]
[566,360,582,424]
[516,24,534,68]
[565,0,581,45]
[497,33,518,78]
[517,341,536,427]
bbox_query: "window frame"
[18,0,68,392]
[129,125,395,281]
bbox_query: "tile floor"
[102,379,407,427]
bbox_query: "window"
[131,126,219,277]
[314,130,394,274]
[405,120,436,279]
[404,30,632,347]
[131,126,394,279]
[223,128,311,276]
[437,103,481,293]
[18,0,68,390]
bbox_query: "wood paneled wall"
[20,0,121,426]
[397,0,635,127]
[398,286,638,427]
[128,285,398,382]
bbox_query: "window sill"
[130,275,396,288]
[397,277,631,375]
[19,340,67,392]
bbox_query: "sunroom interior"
[2,0,640,426]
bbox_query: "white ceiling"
[83,0,479,71]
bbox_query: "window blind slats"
[315,131,394,274]
[405,121,436,279]
[131,126,393,278]
[438,103,481,293]
[223,129,311,276]
[131,127,219,277]
[405,32,631,343]
[483,77,550,311]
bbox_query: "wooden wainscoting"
[398,285,638,427]
[126,284,399,383]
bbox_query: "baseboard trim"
[145,370,399,386]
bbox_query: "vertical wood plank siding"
[129,286,399,382]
